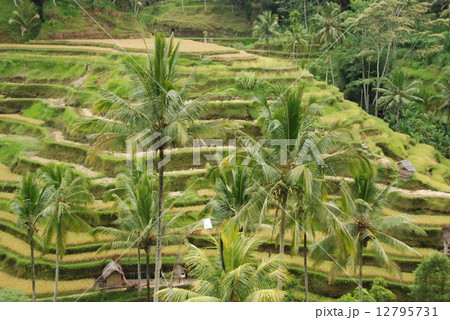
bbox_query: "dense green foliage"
[410,252,450,302]
[0,288,29,302]
[338,277,396,302]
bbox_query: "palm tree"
[204,163,267,232]
[313,2,346,85]
[283,24,309,58]
[8,0,40,39]
[75,33,212,301]
[12,173,48,302]
[93,167,184,301]
[375,69,422,130]
[39,164,94,302]
[252,11,282,48]
[157,221,288,302]
[311,167,426,301]
[433,80,449,123]
[240,84,365,292]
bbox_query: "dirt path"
[325,175,450,198]
[48,128,87,147]
[165,168,207,176]
[76,108,121,123]
[27,154,101,178]
[72,65,91,88]
[209,50,257,60]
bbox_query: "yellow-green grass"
[413,172,450,193]
[380,245,436,259]
[0,231,190,263]
[0,163,19,182]
[89,201,114,210]
[0,210,17,223]
[0,43,125,55]
[168,205,205,213]
[382,208,450,227]
[59,38,237,54]
[0,192,14,200]
[231,56,296,69]
[0,271,94,297]
[33,229,115,246]
[0,114,44,126]
[197,189,216,198]
[253,252,416,283]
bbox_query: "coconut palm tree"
[12,172,48,302]
[157,221,288,302]
[39,164,94,302]
[433,80,449,123]
[204,162,268,232]
[313,2,346,85]
[283,24,309,58]
[252,11,282,48]
[310,167,426,301]
[239,84,366,292]
[375,69,422,130]
[93,167,184,301]
[74,33,213,301]
[8,0,40,39]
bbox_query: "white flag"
[202,218,212,230]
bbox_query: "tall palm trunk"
[53,246,59,302]
[145,246,150,302]
[395,105,400,130]
[30,234,36,302]
[303,232,309,302]
[358,245,363,302]
[303,0,308,31]
[137,246,142,293]
[154,146,165,302]
[278,207,286,290]
[328,52,335,86]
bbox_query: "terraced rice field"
[0,40,448,301]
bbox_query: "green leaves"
[158,221,287,302]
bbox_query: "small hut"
[99,260,129,289]
[397,160,416,179]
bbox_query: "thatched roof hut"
[99,261,129,289]
[397,160,416,179]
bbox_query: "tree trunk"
[329,52,335,86]
[204,0,207,13]
[303,232,309,302]
[137,245,142,293]
[30,235,36,302]
[53,246,59,302]
[145,246,150,302]
[396,105,400,130]
[278,207,286,291]
[303,0,308,31]
[153,147,165,302]
[358,249,363,302]
[181,0,184,13]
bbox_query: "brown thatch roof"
[101,261,125,280]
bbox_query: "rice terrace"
[0,0,449,311]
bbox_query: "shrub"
[410,252,450,302]
[338,278,396,302]
[0,288,29,301]
[234,71,262,90]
